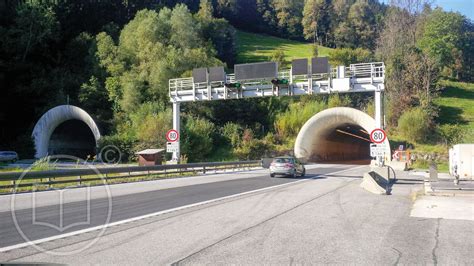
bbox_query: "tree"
[417,8,470,79]
[215,0,238,21]
[197,1,237,66]
[197,0,214,20]
[347,0,376,49]
[271,0,304,38]
[269,49,287,67]
[328,47,373,66]
[334,21,356,48]
[12,3,58,62]
[96,7,222,114]
[302,0,331,45]
[376,1,433,127]
[312,43,319,57]
[170,4,201,50]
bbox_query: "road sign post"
[370,128,387,166]
[167,123,180,163]
[370,144,387,157]
[171,103,181,163]
[166,142,179,153]
[370,128,386,144]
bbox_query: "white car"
[0,151,19,162]
[269,156,305,178]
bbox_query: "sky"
[433,0,474,20]
[380,0,474,20]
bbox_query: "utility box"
[332,78,351,91]
[136,149,165,166]
[449,144,474,180]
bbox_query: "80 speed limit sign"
[166,129,179,142]
[370,128,386,144]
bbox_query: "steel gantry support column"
[374,88,384,165]
[374,90,382,129]
[172,102,180,162]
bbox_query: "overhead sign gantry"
[168,57,385,162]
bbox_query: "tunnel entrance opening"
[48,120,96,159]
[294,107,390,165]
[312,123,371,165]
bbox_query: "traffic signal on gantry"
[271,78,289,86]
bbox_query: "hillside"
[435,80,474,143]
[236,30,333,64]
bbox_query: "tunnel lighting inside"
[336,129,371,142]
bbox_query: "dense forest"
[0,0,472,162]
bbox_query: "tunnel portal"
[294,107,390,164]
[32,105,101,159]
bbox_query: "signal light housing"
[271,78,289,86]
[225,83,241,89]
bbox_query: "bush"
[328,93,352,108]
[438,124,465,145]
[31,156,57,171]
[328,48,373,66]
[97,134,136,163]
[269,49,288,67]
[181,116,215,162]
[221,122,243,148]
[397,107,432,143]
[234,130,274,160]
[128,103,172,151]
[274,100,326,141]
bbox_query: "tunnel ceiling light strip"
[336,129,371,142]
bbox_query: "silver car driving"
[269,156,305,178]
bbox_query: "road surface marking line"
[0,165,365,253]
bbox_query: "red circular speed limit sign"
[370,128,386,144]
[166,129,179,142]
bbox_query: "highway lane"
[0,164,352,249]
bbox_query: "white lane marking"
[0,165,366,253]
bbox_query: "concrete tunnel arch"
[32,105,101,158]
[294,107,390,164]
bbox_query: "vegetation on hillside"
[0,0,472,164]
[236,30,332,64]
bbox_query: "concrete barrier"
[369,165,397,182]
[387,161,407,171]
[360,171,389,195]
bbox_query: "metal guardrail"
[0,160,262,192]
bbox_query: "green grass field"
[236,30,333,64]
[435,80,474,143]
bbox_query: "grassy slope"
[434,80,474,143]
[407,80,473,172]
[236,30,333,64]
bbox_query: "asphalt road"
[0,164,348,248]
[1,164,472,265]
